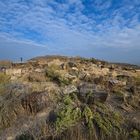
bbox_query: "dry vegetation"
[0,56,140,140]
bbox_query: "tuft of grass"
[130,129,140,140]
[93,102,122,135]
[82,105,93,128]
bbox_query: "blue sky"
[0,0,140,64]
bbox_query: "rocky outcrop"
[0,56,140,140]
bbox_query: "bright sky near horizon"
[0,0,140,64]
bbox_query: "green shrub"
[56,95,81,132]
[130,129,140,140]
[82,105,93,128]
[93,102,122,135]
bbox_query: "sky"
[0,0,140,64]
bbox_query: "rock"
[48,110,57,123]
[63,85,78,94]
[108,79,119,87]
[60,63,67,70]
[94,91,108,103]
[64,73,77,80]
[78,70,87,80]
[77,83,108,103]
[6,68,22,77]
[34,68,44,73]
[69,68,79,77]
[78,83,97,95]
[68,61,77,68]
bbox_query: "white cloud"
[0,0,140,63]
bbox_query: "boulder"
[77,83,108,103]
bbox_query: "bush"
[130,129,140,140]
[93,102,122,135]
[82,105,93,128]
[55,95,81,132]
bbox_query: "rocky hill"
[0,56,140,140]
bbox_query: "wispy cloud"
[0,0,140,63]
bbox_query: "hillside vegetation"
[0,56,140,140]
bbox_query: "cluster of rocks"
[0,56,140,140]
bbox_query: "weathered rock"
[6,68,22,77]
[34,68,44,73]
[64,73,77,80]
[68,61,77,68]
[77,83,108,103]
[94,91,108,103]
[48,110,57,123]
[78,70,87,80]
[62,85,78,94]
[108,79,119,85]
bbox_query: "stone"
[34,68,44,73]
[94,91,108,103]
[77,82,108,103]
[48,110,57,123]
[63,85,78,94]
[68,61,77,68]
[78,71,87,80]
[6,68,22,76]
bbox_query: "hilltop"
[0,56,140,140]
